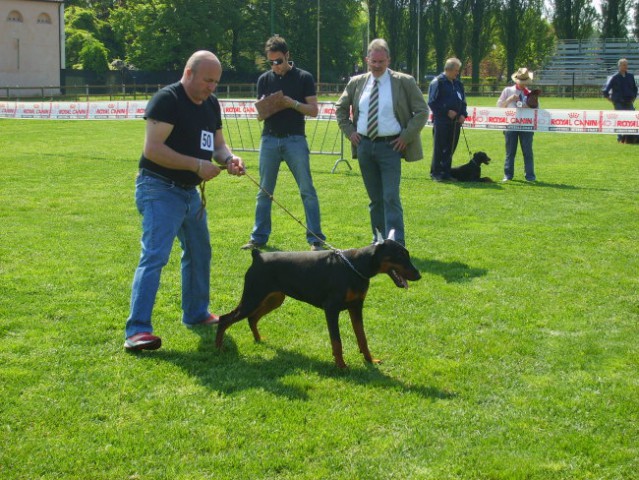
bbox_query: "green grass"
[1,97,638,479]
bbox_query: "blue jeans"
[357,138,405,246]
[504,130,535,181]
[125,174,211,338]
[251,135,325,245]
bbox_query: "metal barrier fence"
[220,100,350,172]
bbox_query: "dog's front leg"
[324,308,347,369]
[348,304,381,365]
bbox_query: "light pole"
[416,0,420,85]
[317,0,321,84]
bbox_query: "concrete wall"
[0,0,64,95]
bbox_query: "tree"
[79,38,109,72]
[551,0,598,40]
[429,0,449,72]
[447,0,471,64]
[601,0,631,38]
[65,6,123,69]
[634,0,639,41]
[468,0,497,91]
[498,0,528,77]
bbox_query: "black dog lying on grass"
[450,151,493,182]
[215,236,421,369]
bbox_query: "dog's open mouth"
[389,269,409,289]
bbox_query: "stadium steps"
[536,38,639,86]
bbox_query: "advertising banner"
[1,100,637,135]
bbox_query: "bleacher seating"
[536,38,639,86]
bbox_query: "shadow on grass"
[411,257,488,283]
[449,180,504,189]
[137,329,456,402]
[503,179,582,190]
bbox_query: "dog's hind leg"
[348,304,380,365]
[324,307,347,369]
[247,292,285,342]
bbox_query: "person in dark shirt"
[602,58,638,143]
[428,58,468,181]
[242,35,326,251]
[124,50,245,351]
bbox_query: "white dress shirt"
[357,70,402,136]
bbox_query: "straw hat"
[511,68,533,84]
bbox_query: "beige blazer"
[335,70,429,161]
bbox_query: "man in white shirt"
[335,39,428,246]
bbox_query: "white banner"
[1,100,637,134]
[459,106,639,135]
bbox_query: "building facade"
[0,0,64,96]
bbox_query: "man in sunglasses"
[242,35,327,251]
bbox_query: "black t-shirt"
[139,82,222,186]
[257,65,316,137]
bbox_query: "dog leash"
[197,182,207,220]
[460,123,473,159]
[243,170,368,280]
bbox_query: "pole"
[416,0,420,85]
[317,0,321,85]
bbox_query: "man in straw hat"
[497,67,538,182]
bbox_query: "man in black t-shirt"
[124,50,245,351]
[241,36,326,251]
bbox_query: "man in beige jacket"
[335,38,428,246]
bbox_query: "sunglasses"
[267,58,285,66]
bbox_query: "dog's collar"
[333,250,368,280]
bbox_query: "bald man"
[125,50,245,351]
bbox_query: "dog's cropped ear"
[387,229,396,241]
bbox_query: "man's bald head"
[185,50,221,75]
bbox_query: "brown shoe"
[124,332,162,351]
[186,313,219,328]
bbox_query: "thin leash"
[451,116,473,163]
[243,169,368,280]
[460,123,473,159]
[197,182,207,220]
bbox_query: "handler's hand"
[447,110,457,120]
[226,156,246,176]
[457,115,466,124]
[198,160,222,181]
[349,131,362,146]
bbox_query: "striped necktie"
[367,78,379,139]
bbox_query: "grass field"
[1,96,638,479]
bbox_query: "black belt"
[139,168,197,190]
[361,134,399,142]
[264,132,298,138]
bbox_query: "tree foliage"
[550,0,599,40]
[601,0,632,38]
[61,0,639,83]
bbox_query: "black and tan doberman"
[216,239,421,368]
[450,151,493,182]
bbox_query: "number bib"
[200,130,214,151]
